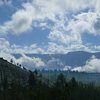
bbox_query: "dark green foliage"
[55,73,66,88]
[50,73,70,100]
[0,71,100,100]
[28,70,36,89]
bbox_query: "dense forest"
[0,70,100,100]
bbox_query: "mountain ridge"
[0,56,100,85]
[13,51,100,69]
[0,57,28,85]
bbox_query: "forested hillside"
[0,58,100,100]
[0,58,28,85]
[0,70,100,100]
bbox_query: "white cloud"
[48,29,82,45]
[11,44,45,54]
[0,0,100,35]
[46,57,63,70]
[63,66,71,71]
[47,42,69,54]
[16,54,46,70]
[0,52,46,70]
[0,38,11,53]
[94,18,100,33]
[0,37,45,54]
[67,12,100,35]
[48,12,100,53]
[0,0,100,53]
[0,3,35,34]
[72,56,100,73]
[0,52,16,63]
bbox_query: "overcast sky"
[0,0,100,54]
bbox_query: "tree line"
[0,70,100,100]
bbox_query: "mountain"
[13,51,100,69]
[0,58,28,85]
[0,56,100,86]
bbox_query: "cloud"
[0,37,45,54]
[0,50,46,70]
[67,12,100,35]
[72,56,100,73]
[48,12,100,53]
[46,57,63,70]
[63,66,71,71]
[48,29,82,46]
[16,54,46,70]
[0,52,16,63]
[47,42,69,54]
[0,0,100,53]
[0,38,11,53]
[0,42,100,72]
[0,3,36,34]
[0,0,99,35]
[94,17,100,33]
[11,44,45,54]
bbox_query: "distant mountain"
[13,51,100,69]
[0,57,100,85]
[0,58,28,85]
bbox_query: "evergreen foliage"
[0,70,100,100]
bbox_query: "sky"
[0,0,100,54]
[0,0,100,71]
